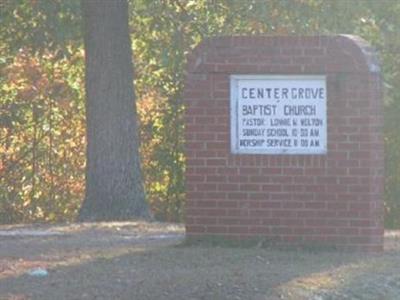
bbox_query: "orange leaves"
[6,50,40,88]
[24,63,41,83]
[4,48,76,111]
[0,48,85,223]
[136,91,185,222]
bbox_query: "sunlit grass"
[277,253,394,298]
[0,246,148,280]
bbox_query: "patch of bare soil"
[0,222,399,300]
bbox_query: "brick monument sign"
[184,35,383,251]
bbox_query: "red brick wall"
[184,35,384,251]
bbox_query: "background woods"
[1,0,400,226]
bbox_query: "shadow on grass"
[0,239,388,300]
[0,228,398,300]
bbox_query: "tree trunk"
[78,0,150,221]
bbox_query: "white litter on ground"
[27,268,49,277]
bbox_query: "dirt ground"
[0,222,399,300]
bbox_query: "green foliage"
[130,0,400,226]
[0,0,400,226]
[0,0,84,223]
[0,48,85,222]
[0,0,81,54]
[360,2,400,228]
